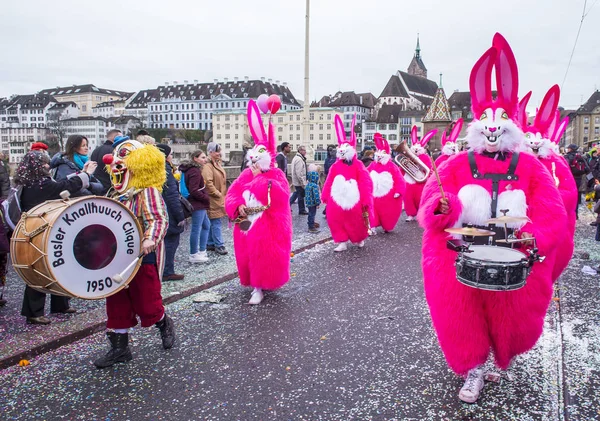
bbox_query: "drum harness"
[467,151,519,247]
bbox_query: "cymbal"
[485,215,529,224]
[445,227,496,237]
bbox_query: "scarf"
[73,153,89,170]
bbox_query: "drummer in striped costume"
[94,136,176,369]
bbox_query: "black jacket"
[21,174,89,212]
[90,140,114,194]
[178,162,209,211]
[163,162,185,236]
[0,161,10,200]
[50,153,103,196]
[324,154,336,176]
[276,152,288,175]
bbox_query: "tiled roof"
[126,89,158,109]
[48,101,77,110]
[39,84,132,98]
[107,115,140,124]
[379,75,409,99]
[398,71,438,97]
[148,79,299,105]
[1,94,56,110]
[423,87,451,122]
[62,116,108,123]
[448,91,471,110]
[578,90,600,113]
[376,104,404,123]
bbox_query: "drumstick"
[428,151,446,200]
[112,252,144,284]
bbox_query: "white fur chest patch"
[370,171,393,198]
[403,172,416,185]
[242,190,265,232]
[456,184,528,229]
[331,175,360,210]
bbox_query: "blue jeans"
[207,217,224,248]
[163,234,180,277]
[190,209,211,255]
[308,206,317,228]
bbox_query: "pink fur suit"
[418,34,567,375]
[225,100,292,290]
[321,115,373,244]
[435,118,463,169]
[518,87,577,281]
[369,133,406,231]
[403,126,435,218]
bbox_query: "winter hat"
[207,142,221,153]
[30,142,48,151]
[567,144,578,151]
[156,143,172,157]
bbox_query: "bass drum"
[11,196,143,299]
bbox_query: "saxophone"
[394,140,431,183]
[232,181,272,231]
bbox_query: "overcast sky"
[1,0,598,111]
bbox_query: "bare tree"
[46,112,67,150]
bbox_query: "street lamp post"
[302,0,312,161]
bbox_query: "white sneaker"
[333,242,348,252]
[248,288,264,305]
[458,367,485,404]
[405,216,415,222]
[357,240,365,248]
[189,251,209,263]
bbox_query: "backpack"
[179,172,190,199]
[570,153,588,176]
[1,185,23,231]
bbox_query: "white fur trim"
[242,190,265,232]
[441,142,456,156]
[330,175,360,210]
[497,189,528,228]
[336,144,356,163]
[370,170,393,198]
[457,184,492,227]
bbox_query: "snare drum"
[455,245,531,291]
[11,196,143,299]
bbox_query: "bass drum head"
[46,197,142,299]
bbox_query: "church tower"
[407,34,427,78]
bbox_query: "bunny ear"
[553,116,569,144]
[410,125,418,145]
[334,114,347,145]
[268,121,276,157]
[534,85,560,133]
[381,137,390,154]
[247,100,266,145]
[493,33,519,117]
[517,91,532,129]
[547,110,560,141]
[441,130,448,146]
[449,118,464,142]
[374,133,383,150]
[350,114,357,147]
[469,46,496,118]
[420,129,438,146]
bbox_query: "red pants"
[106,264,164,329]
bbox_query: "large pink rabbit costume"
[321,115,373,252]
[369,133,406,232]
[403,126,436,221]
[518,85,577,281]
[417,33,566,403]
[435,118,463,168]
[225,100,292,304]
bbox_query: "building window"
[389,134,397,141]
[289,134,293,141]
[310,113,315,121]
[278,127,283,132]
[225,143,231,148]
[296,115,300,121]
[389,124,397,130]
[310,134,314,140]
[310,124,314,130]
[319,114,324,120]
[366,123,376,130]
[235,134,239,139]
[327,134,331,140]
[217,134,222,139]
[319,124,323,130]
[319,134,323,140]
[596,117,600,124]
[296,135,300,141]
[289,115,294,121]
[584,117,590,124]
[225,134,230,139]
[327,114,331,120]
[379,124,387,130]
[584,128,589,135]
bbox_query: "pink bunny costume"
[369,133,406,231]
[518,86,577,281]
[403,126,436,219]
[417,34,566,376]
[321,115,373,246]
[435,118,463,168]
[225,100,292,292]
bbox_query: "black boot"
[94,332,132,369]
[156,315,175,349]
